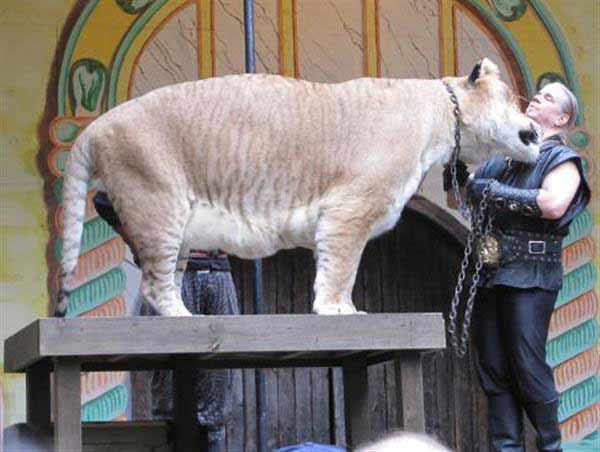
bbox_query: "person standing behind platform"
[93,191,239,451]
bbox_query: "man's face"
[525,84,569,131]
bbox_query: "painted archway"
[42,0,597,444]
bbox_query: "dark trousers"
[474,284,558,405]
[474,285,563,451]
[141,270,240,444]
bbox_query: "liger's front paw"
[163,305,193,317]
[312,302,366,315]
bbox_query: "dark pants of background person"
[474,285,562,452]
[141,269,240,446]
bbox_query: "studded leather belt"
[478,229,563,267]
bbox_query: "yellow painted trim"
[362,0,379,77]
[455,3,523,93]
[438,0,456,77]
[120,0,193,102]
[70,2,136,78]
[71,0,191,105]
[197,0,214,79]
[279,0,297,77]
[499,5,563,84]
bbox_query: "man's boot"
[488,393,524,452]
[524,399,562,452]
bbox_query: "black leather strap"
[487,180,543,217]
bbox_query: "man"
[444,82,590,452]
[93,192,239,451]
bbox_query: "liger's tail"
[56,132,94,316]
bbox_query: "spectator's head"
[357,431,451,452]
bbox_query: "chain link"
[443,81,471,222]
[442,81,495,358]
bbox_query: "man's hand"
[466,177,492,204]
[443,159,470,192]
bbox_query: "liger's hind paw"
[54,290,69,317]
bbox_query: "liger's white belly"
[182,202,319,259]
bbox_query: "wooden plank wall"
[131,208,495,451]
[223,208,491,452]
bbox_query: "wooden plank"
[451,350,471,451]
[363,241,386,440]
[262,255,278,451]
[380,227,400,434]
[235,258,258,452]
[25,314,444,362]
[52,357,81,452]
[446,348,458,449]
[331,367,346,447]
[79,355,405,371]
[173,356,204,452]
[399,351,425,432]
[243,369,257,452]
[276,251,296,448]
[81,420,169,447]
[384,361,398,431]
[276,366,295,447]
[311,367,330,444]
[26,360,51,431]
[265,368,278,450]
[226,366,245,452]
[130,371,153,420]
[4,320,39,373]
[422,351,438,435]
[343,359,370,448]
[294,248,314,444]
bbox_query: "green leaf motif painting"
[115,0,156,14]
[490,0,527,22]
[68,59,107,116]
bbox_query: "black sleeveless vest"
[473,137,591,291]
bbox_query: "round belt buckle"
[477,233,501,268]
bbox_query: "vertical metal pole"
[244,1,267,451]
[244,0,256,74]
[253,260,268,452]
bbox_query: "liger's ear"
[468,60,482,85]
[468,58,500,85]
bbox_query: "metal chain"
[443,81,471,222]
[442,80,495,357]
[447,185,493,357]
[457,194,495,356]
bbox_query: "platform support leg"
[27,360,51,432]
[174,356,206,451]
[343,358,370,448]
[52,357,82,452]
[399,351,425,431]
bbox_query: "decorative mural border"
[126,1,197,99]
[528,0,584,124]
[57,0,100,116]
[463,0,535,96]
[47,0,176,423]
[108,0,168,108]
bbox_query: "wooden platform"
[4,314,445,451]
